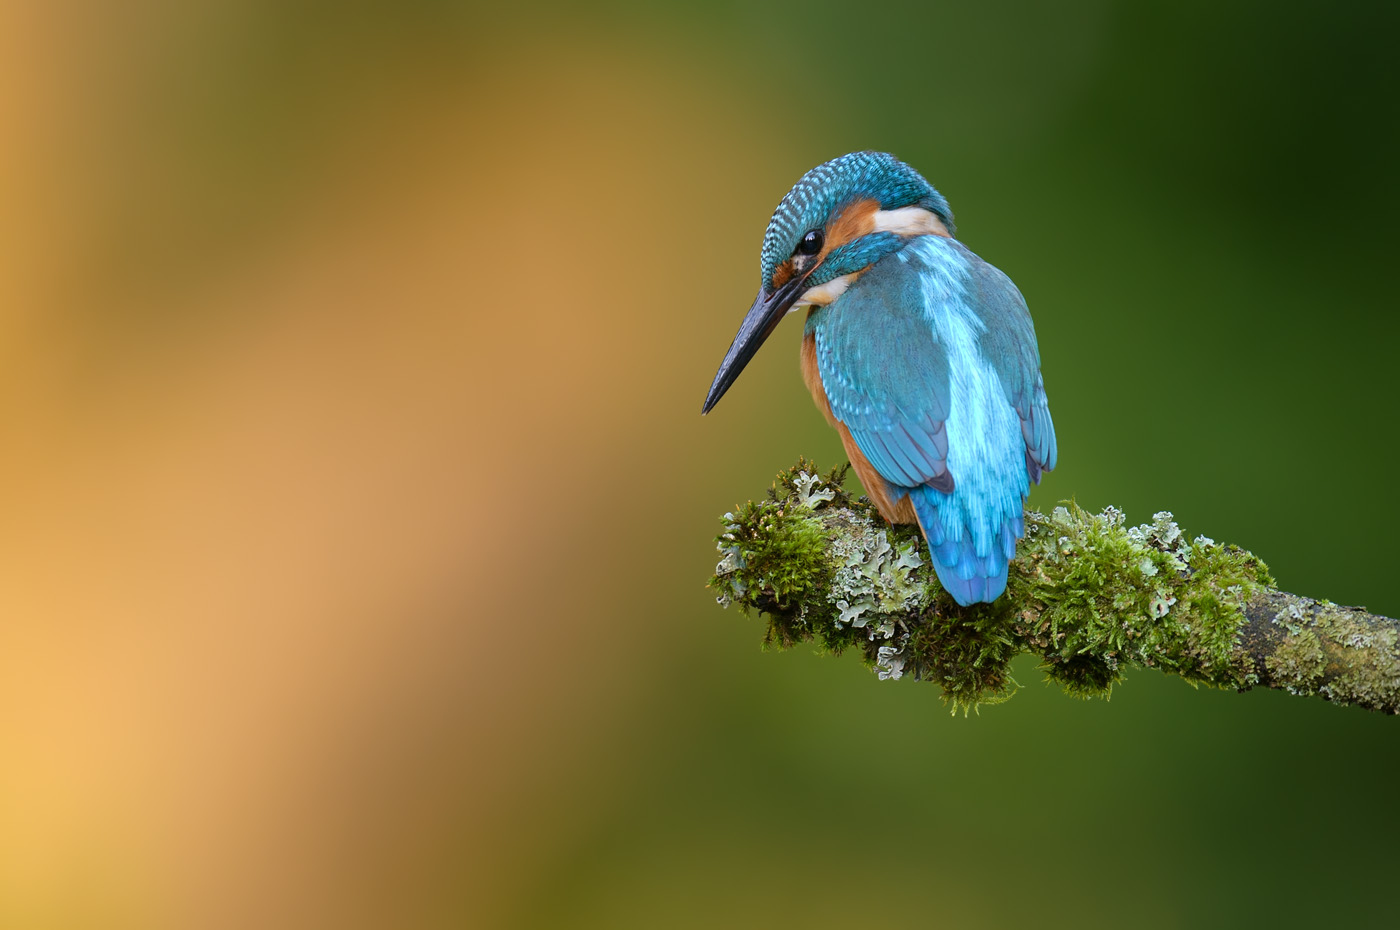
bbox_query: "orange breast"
[800,331,916,525]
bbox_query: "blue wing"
[807,236,1056,605]
[969,251,1058,482]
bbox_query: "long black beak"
[701,275,807,414]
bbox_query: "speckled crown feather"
[759,152,955,287]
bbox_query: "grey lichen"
[1242,592,1400,713]
[710,459,1400,715]
[1265,630,1327,695]
[875,641,908,681]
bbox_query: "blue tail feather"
[909,487,1016,607]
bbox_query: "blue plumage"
[704,152,1057,606]
[808,236,1054,604]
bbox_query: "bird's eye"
[796,229,824,256]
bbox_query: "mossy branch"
[709,459,1400,715]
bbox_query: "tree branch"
[709,459,1400,714]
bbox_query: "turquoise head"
[703,152,955,413]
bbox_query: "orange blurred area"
[0,5,773,926]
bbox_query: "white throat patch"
[794,273,860,309]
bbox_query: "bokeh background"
[2,1,1398,927]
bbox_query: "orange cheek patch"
[771,259,795,289]
[820,198,879,261]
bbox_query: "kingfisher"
[702,151,1057,606]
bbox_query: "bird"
[702,151,1057,606]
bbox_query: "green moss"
[709,460,855,651]
[905,601,1021,712]
[1011,503,1271,700]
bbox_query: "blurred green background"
[1,1,1397,928]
